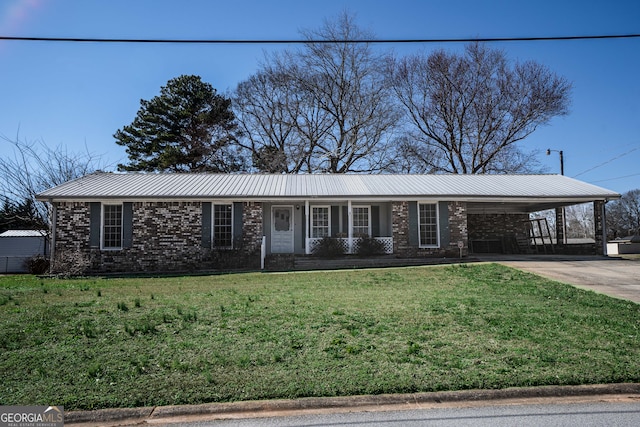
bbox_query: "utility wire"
[1,33,640,44]
[573,145,640,178]
[592,172,640,184]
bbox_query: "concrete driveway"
[477,255,640,304]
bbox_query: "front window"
[419,203,438,247]
[352,206,370,237]
[213,204,233,248]
[102,204,122,249]
[312,206,330,238]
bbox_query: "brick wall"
[242,202,263,251]
[594,200,605,255]
[467,213,529,253]
[54,202,91,252]
[392,201,468,257]
[448,201,468,255]
[392,201,411,255]
[125,201,204,272]
[52,201,260,274]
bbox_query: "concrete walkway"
[478,255,640,303]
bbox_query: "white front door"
[271,206,294,253]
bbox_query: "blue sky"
[0,0,638,194]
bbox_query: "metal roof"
[0,230,47,238]
[36,173,620,205]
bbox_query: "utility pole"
[546,149,564,175]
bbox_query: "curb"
[66,383,640,425]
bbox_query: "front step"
[264,254,468,272]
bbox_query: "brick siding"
[242,202,263,251]
[467,213,529,253]
[392,201,468,258]
[392,201,411,255]
[52,201,261,274]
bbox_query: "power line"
[592,172,640,183]
[591,172,640,184]
[1,33,640,44]
[573,145,640,178]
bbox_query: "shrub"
[356,237,386,257]
[208,247,261,271]
[51,249,90,277]
[24,255,50,274]
[312,237,345,258]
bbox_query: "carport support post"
[555,207,566,247]
[594,200,605,256]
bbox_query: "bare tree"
[234,12,401,173]
[234,65,331,173]
[0,134,107,228]
[607,189,640,239]
[387,43,571,174]
[565,203,595,239]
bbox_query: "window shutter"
[122,202,133,248]
[89,202,101,248]
[233,202,243,246]
[201,202,212,248]
[371,206,380,237]
[438,202,449,248]
[408,201,418,246]
[331,206,340,236]
[342,206,348,235]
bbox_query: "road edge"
[65,383,640,426]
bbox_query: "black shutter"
[331,206,340,236]
[342,206,348,235]
[89,202,101,248]
[233,202,243,246]
[371,206,380,237]
[408,201,419,246]
[201,202,212,248]
[122,202,133,248]
[438,202,449,248]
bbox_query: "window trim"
[311,205,331,238]
[211,203,234,249]
[101,203,123,250]
[418,202,440,248]
[352,205,371,237]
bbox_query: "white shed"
[0,230,49,273]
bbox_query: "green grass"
[0,264,638,410]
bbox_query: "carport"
[467,197,615,257]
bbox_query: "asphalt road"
[484,255,640,303]
[149,399,640,426]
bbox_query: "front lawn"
[0,264,638,410]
